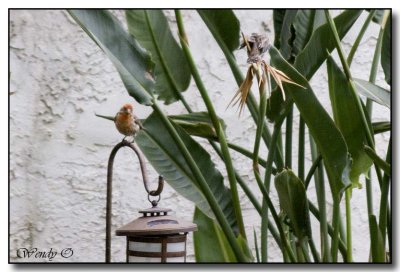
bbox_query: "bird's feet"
[121,136,135,143]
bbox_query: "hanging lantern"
[116,205,197,263]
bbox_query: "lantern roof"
[116,207,197,236]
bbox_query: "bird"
[240,33,271,64]
[114,104,143,140]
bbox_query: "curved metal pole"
[105,139,164,263]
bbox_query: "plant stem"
[338,210,347,255]
[254,170,297,262]
[310,136,331,261]
[331,199,341,262]
[176,10,247,240]
[364,146,391,175]
[308,238,321,262]
[378,138,391,255]
[308,200,347,260]
[260,105,291,261]
[210,140,282,249]
[300,239,311,263]
[252,105,296,261]
[304,154,322,190]
[254,229,260,263]
[298,116,305,181]
[296,242,306,263]
[225,141,271,171]
[345,189,353,261]
[285,105,293,167]
[253,71,269,175]
[365,12,385,256]
[152,101,247,262]
[347,10,375,67]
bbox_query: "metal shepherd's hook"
[105,139,164,263]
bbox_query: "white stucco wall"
[10,9,390,263]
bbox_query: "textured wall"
[10,10,390,263]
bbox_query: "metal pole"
[105,140,164,263]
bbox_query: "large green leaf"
[170,112,226,140]
[294,10,362,80]
[354,78,390,108]
[273,10,286,49]
[275,169,312,240]
[126,10,191,104]
[135,111,237,230]
[194,208,253,262]
[266,88,286,122]
[193,208,236,262]
[292,10,315,56]
[269,46,351,199]
[68,10,154,105]
[381,16,391,85]
[327,56,373,188]
[197,10,240,52]
[313,10,327,30]
[279,10,298,60]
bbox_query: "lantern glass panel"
[166,256,185,262]
[129,256,161,262]
[167,241,185,252]
[129,241,161,252]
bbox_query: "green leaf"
[273,10,286,49]
[327,56,373,188]
[372,121,391,134]
[253,228,260,262]
[369,215,386,262]
[279,10,298,60]
[366,9,384,24]
[364,145,391,176]
[126,10,191,105]
[135,111,237,230]
[381,16,391,84]
[170,112,226,140]
[354,78,390,108]
[197,10,240,52]
[269,46,351,199]
[193,207,236,262]
[266,88,287,122]
[313,10,326,30]
[237,234,254,262]
[68,10,154,106]
[274,169,312,240]
[294,10,362,80]
[292,10,316,56]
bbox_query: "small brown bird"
[240,33,271,64]
[114,104,143,140]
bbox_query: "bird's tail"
[95,113,115,122]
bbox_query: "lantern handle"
[105,139,164,263]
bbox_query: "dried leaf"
[240,32,251,51]
[267,65,286,101]
[228,66,254,115]
[271,67,306,89]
